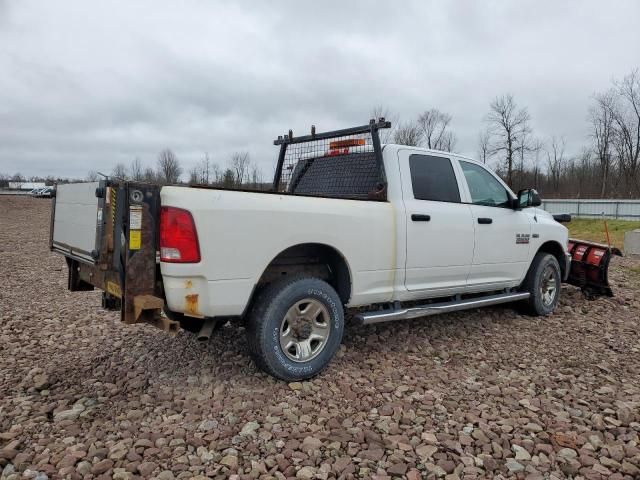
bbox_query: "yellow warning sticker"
[129,230,141,250]
[106,281,122,298]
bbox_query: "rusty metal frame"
[56,180,178,332]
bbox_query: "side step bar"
[355,292,530,325]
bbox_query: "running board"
[355,292,530,325]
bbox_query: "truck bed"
[160,186,395,318]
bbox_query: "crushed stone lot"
[1,195,639,480]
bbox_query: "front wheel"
[246,277,344,381]
[521,252,561,316]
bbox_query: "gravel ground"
[1,195,639,480]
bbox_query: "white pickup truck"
[51,119,582,381]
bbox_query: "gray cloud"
[1,0,639,179]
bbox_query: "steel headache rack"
[272,118,391,200]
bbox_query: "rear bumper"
[562,252,572,281]
[162,273,253,318]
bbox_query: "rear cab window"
[409,154,461,203]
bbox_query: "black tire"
[246,277,344,381]
[521,252,561,316]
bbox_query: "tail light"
[160,207,200,263]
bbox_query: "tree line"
[378,68,640,198]
[0,149,266,189]
[2,68,638,198]
[90,149,266,189]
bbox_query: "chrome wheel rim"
[540,265,558,306]
[279,299,330,363]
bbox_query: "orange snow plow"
[566,239,622,297]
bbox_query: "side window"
[409,155,461,203]
[460,161,511,208]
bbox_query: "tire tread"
[246,276,343,381]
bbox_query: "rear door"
[458,160,531,286]
[400,151,474,292]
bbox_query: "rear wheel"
[521,252,561,316]
[246,277,344,381]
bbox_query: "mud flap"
[566,238,623,298]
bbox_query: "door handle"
[478,217,493,224]
[411,214,431,222]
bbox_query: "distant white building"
[8,181,46,190]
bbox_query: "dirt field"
[1,196,639,480]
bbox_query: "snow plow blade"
[566,239,622,297]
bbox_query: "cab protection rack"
[273,118,391,146]
[272,118,391,196]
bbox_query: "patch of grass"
[568,218,640,249]
[626,265,640,275]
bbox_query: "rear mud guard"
[566,238,623,298]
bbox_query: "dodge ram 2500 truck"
[50,119,617,381]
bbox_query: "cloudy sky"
[1,0,639,180]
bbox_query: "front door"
[458,160,531,286]
[400,151,475,292]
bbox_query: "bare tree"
[129,157,144,181]
[611,70,640,194]
[478,129,491,164]
[221,168,236,188]
[370,105,398,143]
[530,138,545,189]
[546,136,566,193]
[201,152,211,184]
[211,163,222,185]
[486,94,531,187]
[111,163,128,180]
[86,171,99,182]
[156,149,182,184]
[143,167,157,183]
[231,152,250,186]
[188,166,200,185]
[574,147,593,198]
[249,164,263,189]
[188,153,217,185]
[589,92,616,197]
[393,121,421,146]
[416,108,456,152]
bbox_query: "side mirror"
[517,188,542,208]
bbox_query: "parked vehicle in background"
[34,187,53,198]
[30,187,46,196]
[49,119,615,381]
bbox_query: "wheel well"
[538,241,567,277]
[256,243,352,304]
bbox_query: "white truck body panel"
[160,187,396,317]
[51,182,100,263]
[159,145,569,319]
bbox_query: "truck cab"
[383,145,569,300]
